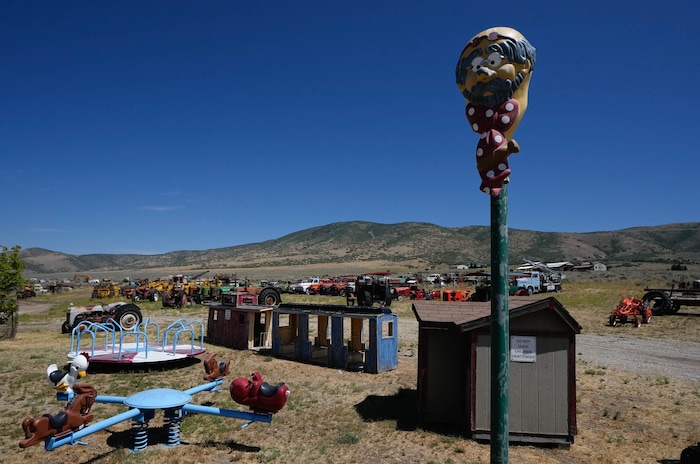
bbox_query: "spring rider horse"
[19,355,97,449]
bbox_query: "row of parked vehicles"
[89,273,282,308]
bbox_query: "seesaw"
[19,353,290,452]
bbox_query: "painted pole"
[490,184,509,462]
[456,27,536,463]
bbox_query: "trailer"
[642,280,700,315]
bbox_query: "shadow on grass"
[86,356,200,374]
[355,388,475,437]
[104,425,261,453]
[354,388,418,431]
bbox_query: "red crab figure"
[229,371,290,414]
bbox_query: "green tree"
[0,245,26,339]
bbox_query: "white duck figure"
[46,355,89,397]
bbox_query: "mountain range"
[18,221,700,277]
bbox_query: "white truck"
[511,271,563,295]
[289,277,321,294]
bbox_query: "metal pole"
[490,183,509,463]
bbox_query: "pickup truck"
[289,277,321,294]
[510,271,562,295]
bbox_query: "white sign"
[510,336,536,363]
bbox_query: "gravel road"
[576,333,700,382]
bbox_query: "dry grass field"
[2,274,699,464]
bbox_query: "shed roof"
[277,302,392,318]
[207,303,273,313]
[412,296,581,334]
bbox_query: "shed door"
[423,329,464,424]
[474,334,569,437]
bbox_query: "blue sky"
[2,1,697,255]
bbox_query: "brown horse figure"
[203,352,230,381]
[19,384,97,449]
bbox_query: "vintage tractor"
[354,273,393,307]
[17,284,36,299]
[131,279,162,302]
[91,281,120,299]
[161,274,202,308]
[609,296,652,328]
[162,284,188,308]
[61,302,143,334]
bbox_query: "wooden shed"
[272,303,398,374]
[412,297,582,445]
[206,292,274,350]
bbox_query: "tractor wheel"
[132,294,141,302]
[259,288,281,305]
[634,315,642,328]
[61,320,72,334]
[114,304,142,331]
[150,290,160,302]
[362,291,373,307]
[609,315,617,327]
[642,291,671,315]
[91,290,98,298]
[527,287,534,296]
[555,285,562,293]
[681,443,700,463]
[180,292,188,308]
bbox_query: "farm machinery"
[641,280,700,315]
[91,281,121,299]
[61,302,143,334]
[131,279,165,303]
[17,284,36,299]
[160,273,283,308]
[609,296,652,327]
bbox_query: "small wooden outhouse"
[206,292,274,350]
[412,297,581,445]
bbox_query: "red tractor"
[609,296,652,328]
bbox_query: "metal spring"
[131,421,148,452]
[166,415,181,447]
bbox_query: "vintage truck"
[642,280,700,315]
[288,277,321,294]
[510,271,563,295]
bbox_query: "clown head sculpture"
[455,27,536,196]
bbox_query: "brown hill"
[19,221,700,279]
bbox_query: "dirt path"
[17,300,53,315]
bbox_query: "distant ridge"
[18,221,700,275]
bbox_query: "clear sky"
[2,1,697,255]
